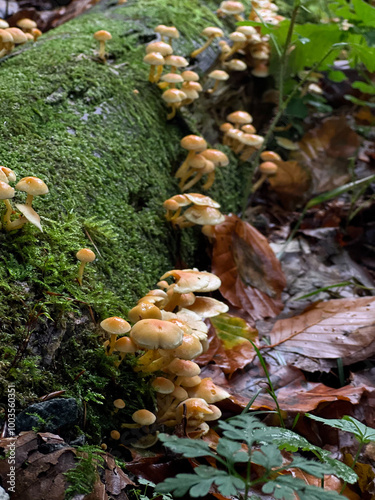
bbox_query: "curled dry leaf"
[267,159,311,207]
[196,313,258,375]
[212,214,286,321]
[268,297,375,365]
[291,116,361,193]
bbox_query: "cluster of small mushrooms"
[0,17,41,58]
[100,268,230,441]
[0,167,48,232]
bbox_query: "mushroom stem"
[148,65,155,83]
[98,40,106,61]
[166,104,177,120]
[175,150,196,179]
[2,199,14,227]
[134,349,157,371]
[190,37,214,58]
[154,65,164,83]
[207,80,220,94]
[181,171,203,191]
[77,261,87,286]
[222,42,245,61]
[107,333,118,356]
[140,353,173,373]
[25,193,34,207]
[202,171,216,190]
[251,173,268,192]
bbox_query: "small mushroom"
[101,316,131,355]
[16,18,37,34]
[190,27,224,58]
[143,52,165,82]
[93,30,112,62]
[207,70,229,94]
[219,1,245,21]
[15,176,48,207]
[162,88,186,120]
[0,181,15,230]
[251,161,278,192]
[76,248,96,286]
[222,31,247,61]
[175,135,207,180]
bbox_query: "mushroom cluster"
[174,135,229,191]
[0,19,41,58]
[143,26,205,119]
[0,167,48,232]
[101,268,230,438]
[163,193,225,233]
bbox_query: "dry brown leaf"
[212,214,286,321]
[268,297,375,365]
[267,159,311,205]
[291,116,361,193]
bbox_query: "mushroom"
[0,29,14,57]
[31,28,42,42]
[164,55,188,73]
[16,18,37,34]
[159,72,184,89]
[146,41,173,82]
[0,19,9,29]
[219,1,245,21]
[200,149,229,190]
[174,135,207,180]
[181,159,215,192]
[222,31,247,61]
[93,30,112,62]
[5,28,27,48]
[251,161,278,192]
[113,399,126,413]
[224,59,247,71]
[113,336,137,366]
[76,248,96,286]
[227,111,253,129]
[260,150,281,162]
[163,194,190,222]
[143,52,165,83]
[15,176,48,207]
[162,88,186,120]
[101,316,131,355]
[190,27,224,58]
[207,70,229,94]
[132,409,156,426]
[0,181,15,230]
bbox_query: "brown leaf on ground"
[195,314,258,375]
[267,159,311,205]
[291,116,361,193]
[212,214,286,321]
[268,297,375,365]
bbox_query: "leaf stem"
[279,2,300,108]
[340,442,364,494]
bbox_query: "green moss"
[0,0,244,436]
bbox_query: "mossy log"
[0,0,249,434]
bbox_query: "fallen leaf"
[268,297,375,365]
[267,159,311,206]
[196,313,258,375]
[212,214,286,321]
[291,116,361,193]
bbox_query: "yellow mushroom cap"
[76,248,96,263]
[180,135,207,152]
[16,18,37,31]
[229,31,246,43]
[180,375,202,388]
[132,409,156,426]
[130,318,184,350]
[237,26,257,36]
[220,1,245,15]
[94,30,112,41]
[0,19,9,29]
[260,150,281,162]
[171,334,203,360]
[176,398,213,421]
[146,41,173,56]
[208,69,229,81]
[5,28,27,44]
[162,88,186,104]
[171,386,188,400]
[128,301,162,322]
[100,316,131,334]
[15,204,43,232]
[225,59,247,71]
[15,176,48,196]
[181,70,200,82]
[0,29,13,43]
[184,206,225,226]
[204,404,222,421]
[164,55,188,68]
[114,336,138,353]
[183,81,203,92]
[161,73,184,84]
[259,161,278,175]
[160,269,221,293]
[110,430,121,440]
[0,181,14,200]
[227,110,252,125]
[201,27,224,38]
[201,149,229,167]
[0,166,16,183]
[189,377,230,403]
[151,377,175,394]
[241,124,256,134]
[186,297,229,318]
[143,52,165,65]
[163,26,180,39]
[167,358,201,377]
[113,399,126,409]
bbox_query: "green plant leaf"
[157,466,245,498]
[352,81,375,94]
[289,457,334,478]
[327,70,347,82]
[219,414,266,448]
[252,445,283,470]
[158,434,215,458]
[263,475,344,499]
[307,415,375,443]
[344,94,375,107]
[216,438,248,464]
